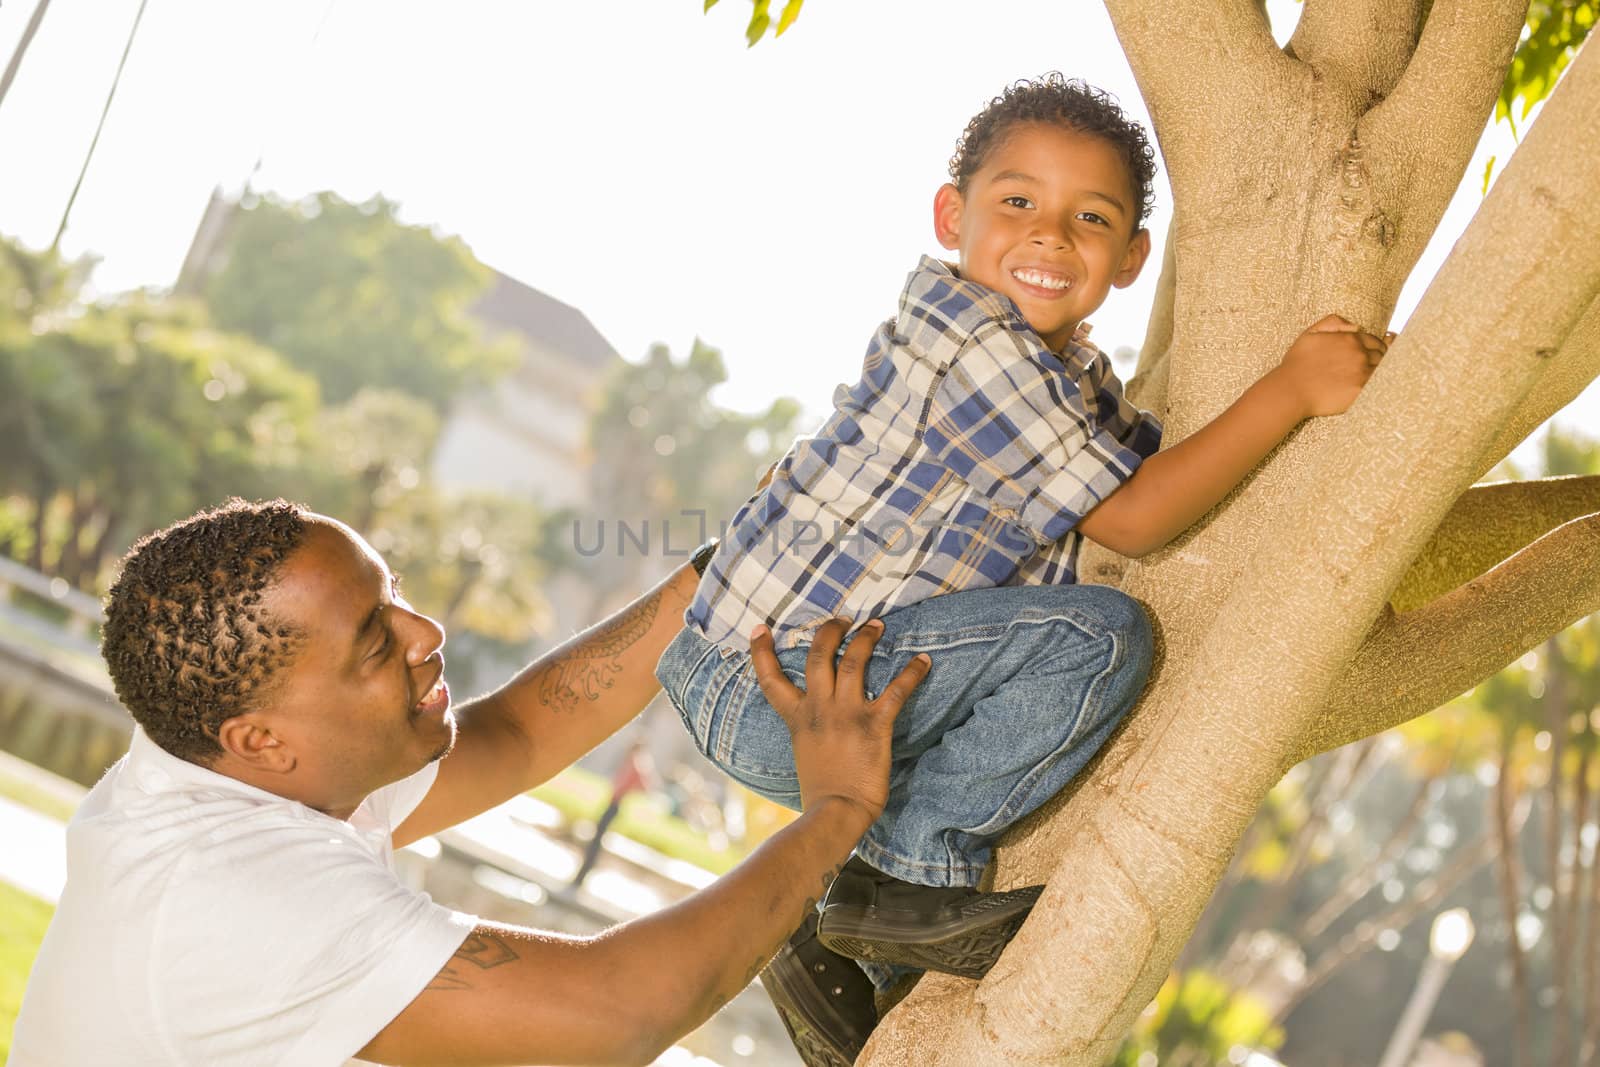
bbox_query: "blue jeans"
[655,583,1154,889]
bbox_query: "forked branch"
[1295,510,1600,762]
[1391,474,1600,612]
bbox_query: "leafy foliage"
[0,275,321,585]
[1498,0,1596,133]
[1109,969,1285,1066]
[704,0,804,47]
[200,192,517,410]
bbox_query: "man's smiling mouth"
[414,666,450,715]
[1011,267,1073,292]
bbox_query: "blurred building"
[431,271,620,508]
[177,187,622,511]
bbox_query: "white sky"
[0,0,1593,473]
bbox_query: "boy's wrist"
[1254,367,1310,423]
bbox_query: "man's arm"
[394,562,699,848]
[361,620,931,1067]
[1077,317,1389,559]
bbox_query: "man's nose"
[402,609,447,663]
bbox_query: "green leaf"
[1481,154,1496,195]
[745,0,771,46]
[704,0,718,11]
[775,0,803,36]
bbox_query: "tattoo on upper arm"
[536,594,662,712]
[425,931,521,992]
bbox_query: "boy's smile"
[934,123,1150,352]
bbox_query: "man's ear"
[932,183,964,250]
[1112,228,1152,289]
[214,715,295,773]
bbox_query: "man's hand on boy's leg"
[748,618,930,1067]
[750,617,930,823]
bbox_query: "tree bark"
[859,1,1600,1059]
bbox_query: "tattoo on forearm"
[536,594,661,712]
[425,931,520,992]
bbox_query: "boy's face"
[934,123,1150,352]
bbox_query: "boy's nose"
[1029,228,1071,250]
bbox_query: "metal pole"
[0,0,52,111]
[50,0,149,253]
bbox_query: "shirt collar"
[124,724,299,808]
[901,255,1098,359]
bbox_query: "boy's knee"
[1082,585,1153,665]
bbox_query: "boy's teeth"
[1013,269,1070,290]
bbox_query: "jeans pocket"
[657,629,730,751]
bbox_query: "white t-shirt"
[10,727,476,1067]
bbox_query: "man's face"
[934,123,1150,352]
[244,518,455,815]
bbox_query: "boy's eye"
[1001,195,1032,209]
[1077,211,1110,226]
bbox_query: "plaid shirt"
[688,256,1163,649]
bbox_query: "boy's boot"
[759,910,877,1067]
[817,855,1043,980]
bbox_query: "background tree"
[198,191,516,410]
[850,2,1600,1062]
[564,338,801,618]
[0,270,320,588]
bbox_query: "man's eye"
[1001,195,1032,209]
[370,629,392,661]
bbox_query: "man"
[10,499,928,1066]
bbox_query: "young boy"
[656,74,1386,1064]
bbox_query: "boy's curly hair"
[949,73,1158,228]
[101,498,312,764]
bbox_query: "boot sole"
[818,885,1042,980]
[759,933,868,1067]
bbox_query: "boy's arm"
[1077,316,1389,559]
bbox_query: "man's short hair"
[101,499,312,764]
[948,72,1158,228]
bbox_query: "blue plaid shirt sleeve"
[923,316,1163,546]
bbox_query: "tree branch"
[1294,510,1600,762]
[1391,474,1600,612]
[1127,217,1176,415]
[1271,794,1528,1024]
[1295,773,1441,940]
[1364,0,1528,183]
[1285,0,1425,104]
[1103,0,1285,187]
[1475,295,1600,482]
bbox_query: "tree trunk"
[1544,636,1572,1066]
[861,1,1600,1060]
[1493,730,1533,1067]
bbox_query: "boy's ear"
[932,183,964,250]
[1112,228,1152,289]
